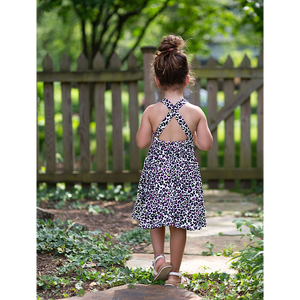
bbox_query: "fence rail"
[37,47,263,189]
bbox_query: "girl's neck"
[163,87,185,104]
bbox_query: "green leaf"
[77,289,85,297]
[232,218,248,229]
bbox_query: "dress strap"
[154,98,193,139]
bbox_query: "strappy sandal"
[165,272,189,287]
[152,255,173,281]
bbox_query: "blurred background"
[37,0,263,70]
[36,0,263,188]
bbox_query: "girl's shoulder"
[183,101,205,115]
[143,101,164,114]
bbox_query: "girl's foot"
[152,255,173,281]
[153,255,164,271]
[165,272,189,286]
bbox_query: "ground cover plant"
[37,184,263,299]
[37,183,137,209]
[36,218,166,300]
[184,217,263,299]
[116,227,170,246]
[37,216,263,299]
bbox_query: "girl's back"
[148,101,201,142]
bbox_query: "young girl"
[132,35,213,286]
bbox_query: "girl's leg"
[168,226,186,281]
[150,227,165,270]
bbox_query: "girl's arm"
[195,109,213,151]
[136,106,153,149]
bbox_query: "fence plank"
[141,47,156,108]
[239,55,252,189]
[206,57,219,189]
[93,52,107,175]
[257,52,263,171]
[190,56,202,166]
[110,52,124,173]
[208,78,263,133]
[33,83,40,174]
[77,53,91,187]
[43,54,56,183]
[223,55,235,189]
[60,53,74,190]
[127,52,141,173]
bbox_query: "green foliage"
[37,183,137,208]
[36,215,264,299]
[230,218,263,279]
[185,269,263,299]
[36,217,167,299]
[37,0,263,70]
[37,219,131,267]
[235,0,263,35]
[116,227,170,246]
[201,241,235,257]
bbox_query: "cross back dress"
[132,98,206,231]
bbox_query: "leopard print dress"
[132,98,206,231]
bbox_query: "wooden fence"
[37,46,263,189]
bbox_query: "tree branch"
[91,2,104,54]
[104,0,150,68]
[95,3,122,55]
[122,0,171,64]
[73,3,88,57]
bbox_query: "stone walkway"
[58,190,260,300]
[58,284,202,300]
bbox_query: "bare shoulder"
[144,102,163,115]
[184,102,205,117]
[143,103,156,115]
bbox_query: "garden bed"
[37,184,263,300]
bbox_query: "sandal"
[152,255,173,281]
[165,272,189,287]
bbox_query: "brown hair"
[152,35,194,92]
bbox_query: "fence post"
[127,52,141,175]
[239,55,252,189]
[110,52,124,187]
[43,53,56,188]
[141,46,156,108]
[206,57,219,189]
[77,53,91,189]
[190,55,202,166]
[223,55,235,189]
[257,52,263,186]
[60,53,74,191]
[93,52,107,181]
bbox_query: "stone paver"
[58,284,203,300]
[58,190,260,300]
[125,253,237,275]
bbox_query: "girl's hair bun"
[158,35,185,52]
[152,34,193,92]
